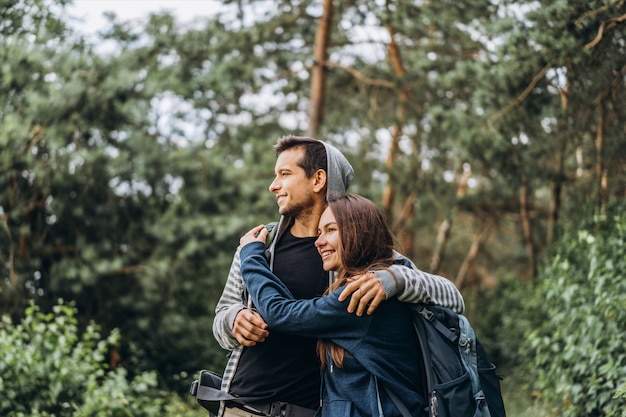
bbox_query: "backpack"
[383,304,506,417]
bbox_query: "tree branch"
[489,61,554,125]
[584,12,626,49]
[321,60,395,89]
[574,0,624,25]
[455,221,493,289]
[594,63,626,104]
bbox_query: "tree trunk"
[519,181,536,279]
[398,197,415,257]
[546,85,569,245]
[381,132,399,218]
[595,101,607,214]
[430,218,451,273]
[430,168,468,273]
[307,0,333,138]
[455,221,492,289]
[381,1,408,226]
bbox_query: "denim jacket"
[240,241,426,417]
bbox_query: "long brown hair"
[317,194,398,367]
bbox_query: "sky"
[63,1,227,144]
[68,0,222,33]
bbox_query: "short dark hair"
[274,135,327,178]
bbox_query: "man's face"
[269,148,317,218]
[315,207,342,271]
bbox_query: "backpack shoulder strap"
[243,221,280,307]
[458,314,492,417]
[458,314,481,395]
[264,221,278,248]
[381,382,412,417]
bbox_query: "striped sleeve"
[382,252,465,313]
[212,252,247,416]
[212,250,247,350]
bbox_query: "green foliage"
[524,202,626,416]
[2,0,625,403]
[1,0,279,392]
[465,275,533,374]
[0,300,165,417]
[162,394,208,417]
[77,369,163,417]
[614,382,626,417]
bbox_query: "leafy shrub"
[524,205,626,416]
[0,300,167,417]
[613,382,626,417]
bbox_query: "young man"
[212,136,464,417]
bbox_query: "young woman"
[238,194,425,417]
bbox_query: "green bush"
[614,382,626,417]
[0,300,169,417]
[524,205,626,416]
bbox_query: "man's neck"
[290,206,324,238]
[290,217,320,238]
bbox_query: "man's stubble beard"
[280,193,317,220]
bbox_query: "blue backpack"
[383,304,506,417]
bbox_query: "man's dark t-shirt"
[228,230,327,409]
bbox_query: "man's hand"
[338,271,387,316]
[232,308,269,346]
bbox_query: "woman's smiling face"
[315,207,342,271]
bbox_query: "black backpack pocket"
[478,363,506,417]
[431,371,475,417]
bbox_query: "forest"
[1,0,625,416]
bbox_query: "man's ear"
[312,169,327,193]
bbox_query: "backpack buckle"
[419,307,435,321]
[269,402,287,417]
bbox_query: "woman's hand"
[238,224,269,251]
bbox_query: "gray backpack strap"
[244,221,279,307]
[375,376,411,417]
[264,221,278,248]
[382,382,412,417]
[458,315,491,417]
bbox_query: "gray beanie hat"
[322,141,354,201]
